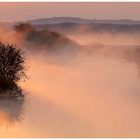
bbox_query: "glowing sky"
[0,2,140,21]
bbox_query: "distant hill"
[29,17,140,25]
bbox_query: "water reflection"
[0,85,25,127]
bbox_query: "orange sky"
[0,2,140,21]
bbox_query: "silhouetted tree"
[0,42,26,83]
[14,23,36,34]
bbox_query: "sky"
[0,2,140,21]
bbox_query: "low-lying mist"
[1,22,140,66]
[1,22,140,137]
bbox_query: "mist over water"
[0,23,140,137]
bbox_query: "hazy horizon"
[1,2,140,21]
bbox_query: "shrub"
[0,42,26,83]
